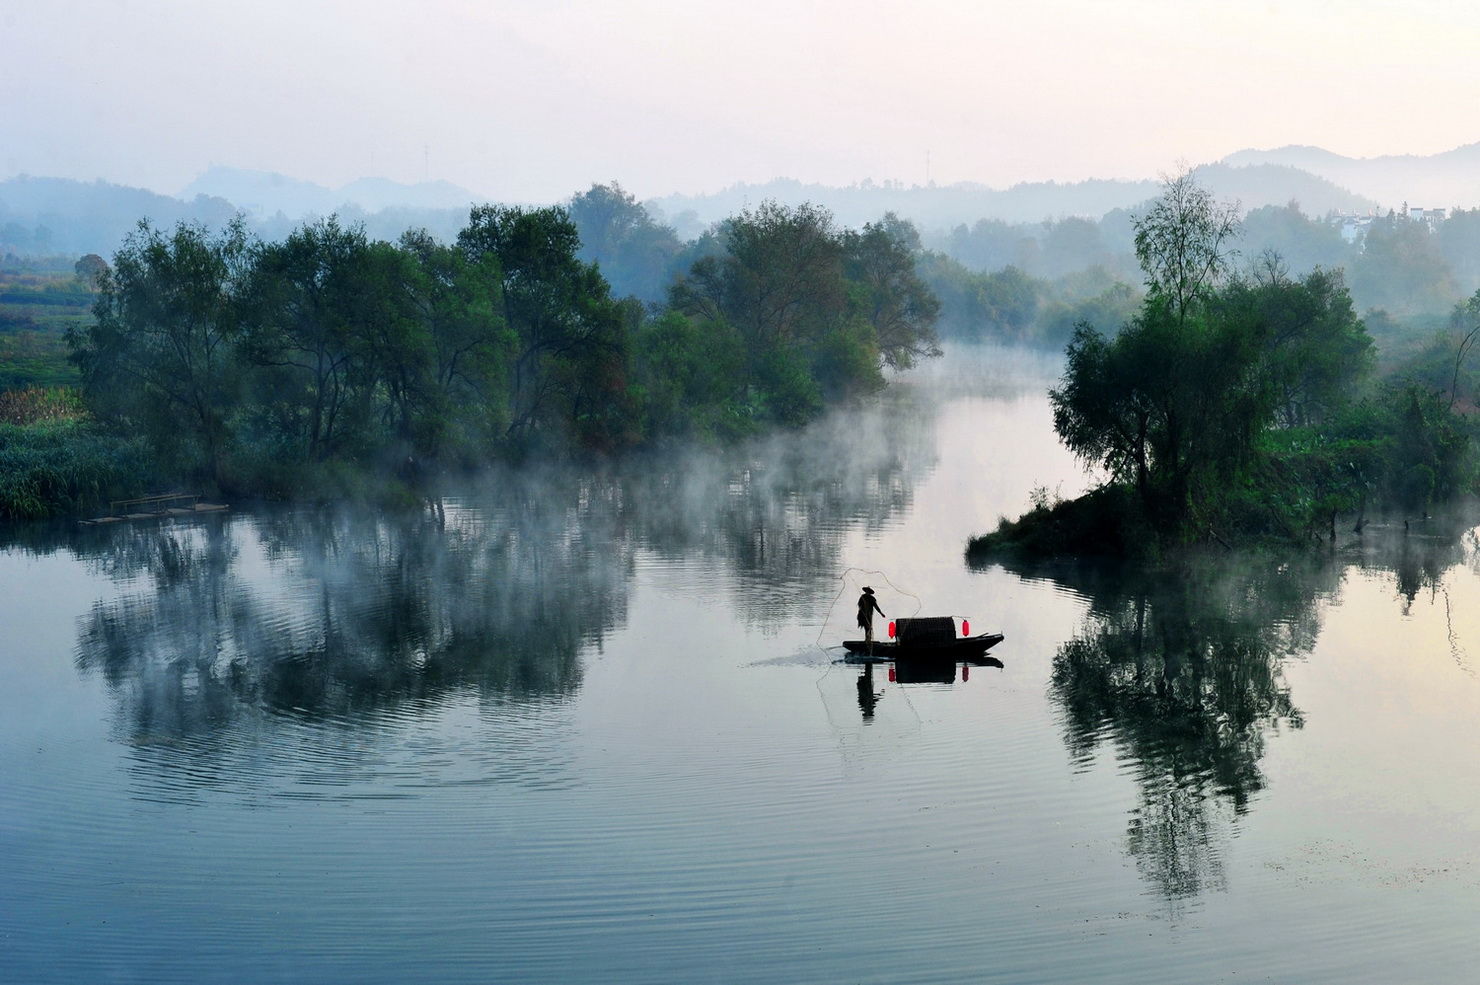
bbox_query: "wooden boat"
[842,616,1003,660]
[842,634,1004,659]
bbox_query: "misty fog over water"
[3,345,1479,984]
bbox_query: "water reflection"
[618,388,936,628]
[1043,558,1325,902]
[73,501,624,724]
[990,516,1480,905]
[856,663,882,720]
[1358,518,1480,612]
[0,387,941,791]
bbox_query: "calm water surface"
[3,346,1478,984]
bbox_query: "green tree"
[1349,210,1456,315]
[1240,202,1351,277]
[70,217,254,483]
[398,229,515,459]
[1052,176,1268,536]
[677,201,846,353]
[456,204,628,447]
[1038,216,1115,279]
[1438,208,1480,297]
[567,182,683,303]
[842,213,941,370]
[1217,261,1373,428]
[917,254,1046,343]
[670,200,909,424]
[1048,175,1389,546]
[944,217,1032,272]
[1132,167,1241,327]
[242,217,383,463]
[1036,277,1141,349]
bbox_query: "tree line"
[919,199,1480,361]
[60,199,939,501]
[969,172,1479,558]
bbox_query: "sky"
[4,0,1480,204]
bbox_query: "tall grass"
[0,385,85,426]
[0,418,156,520]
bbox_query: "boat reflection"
[850,654,1005,722]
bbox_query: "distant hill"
[648,163,1377,236]
[1221,143,1480,212]
[0,171,485,258]
[0,148,1436,261]
[179,167,482,218]
[0,176,239,256]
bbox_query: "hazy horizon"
[4,1,1479,204]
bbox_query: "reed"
[0,418,156,520]
[0,385,85,426]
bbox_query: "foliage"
[1051,294,1282,538]
[0,385,84,425]
[984,173,1471,557]
[1132,167,1241,325]
[1034,276,1141,349]
[567,182,684,303]
[52,200,938,505]
[628,308,749,442]
[1349,210,1457,315]
[918,254,1044,343]
[457,204,631,451]
[669,201,938,426]
[0,419,156,520]
[1214,261,1373,428]
[1437,208,1480,296]
[243,217,387,465]
[1239,202,1350,277]
[842,214,942,370]
[71,218,253,485]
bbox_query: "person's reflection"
[857,663,884,721]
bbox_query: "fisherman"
[856,586,886,643]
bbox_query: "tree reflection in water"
[67,489,632,756]
[996,515,1480,905]
[618,386,936,629]
[38,392,937,780]
[1011,556,1329,903]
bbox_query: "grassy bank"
[0,418,157,520]
[0,386,158,520]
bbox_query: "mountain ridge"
[178,166,482,217]
[1219,142,1480,209]
[6,140,1479,258]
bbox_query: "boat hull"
[841,632,1004,660]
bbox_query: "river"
[2,345,1478,984]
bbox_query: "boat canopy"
[893,616,956,646]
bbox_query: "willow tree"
[669,201,940,426]
[457,205,629,448]
[71,218,255,484]
[1052,172,1381,543]
[1132,167,1241,328]
[843,213,941,370]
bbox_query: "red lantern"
[962,664,970,681]
[888,620,896,639]
[888,666,896,682]
[962,619,969,637]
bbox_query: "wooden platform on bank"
[80,492,228,526]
